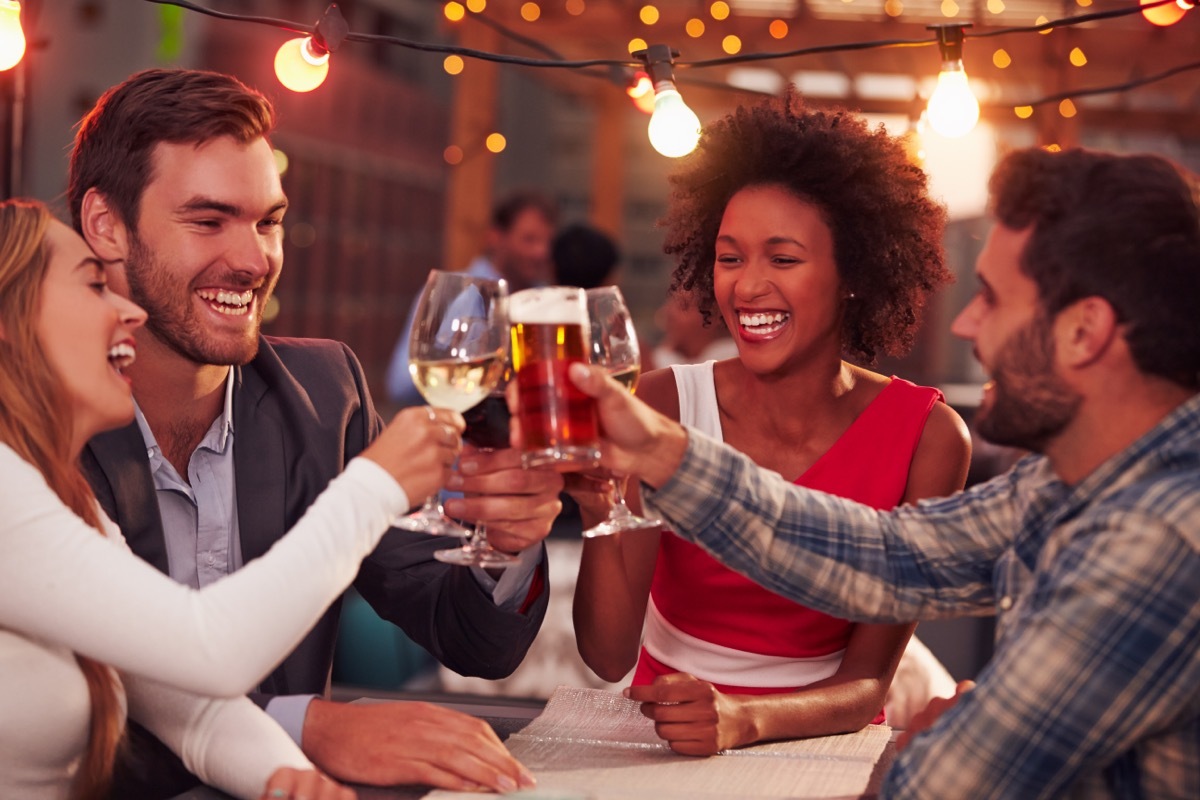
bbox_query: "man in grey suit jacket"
[71,69,560,797]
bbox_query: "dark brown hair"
[0,199,124,800]
[989,147,1200,389]
[68,68,275,232]
[660,91,950,364]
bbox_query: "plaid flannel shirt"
[644,392,1200,799]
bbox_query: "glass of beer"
[397,270,508,537]
[582,286,663,537]
[510,286,601,470]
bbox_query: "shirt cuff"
[470,544,542,610]
[346,457,410,519]
[265,694,319,746]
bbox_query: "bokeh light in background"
[485,133,507,153]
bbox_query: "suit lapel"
[233,361,288,564]
[84,423,171,574]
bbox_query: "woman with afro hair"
[572,92,972,755]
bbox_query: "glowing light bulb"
[274,36,330,93]
[0,1,25,72]
[926,66,979,138]
[1141,0,1193,26]
[627,70,656,114]
[926,24,979,138]
[648,82,701,158]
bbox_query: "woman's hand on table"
[895,679,975,752]
[626,673,755,756]
[261,766,354,800]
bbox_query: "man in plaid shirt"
[560,147,1199,798]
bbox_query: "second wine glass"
[582,286,663,537]
[396,269,507,538]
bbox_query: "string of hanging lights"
[110,1,1200,156]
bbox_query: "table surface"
[169,690,893,800]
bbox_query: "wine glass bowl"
[582,286,664,537]
[395,270,508,539]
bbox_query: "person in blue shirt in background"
[387,191,557,406]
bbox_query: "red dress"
[634,366,942,723]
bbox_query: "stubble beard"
[124,235,267,367]
[975,315,1082,453]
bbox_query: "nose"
[113,292,147,332]
[228,225,277,282]
[734,257,773,302]
[950,295,981,341]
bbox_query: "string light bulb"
[274,4,348,93]
[626,70,656,114]
[636,45,702,158]
[0,0,25,72]
[1141,0,1194,26]
[925,24,979,138]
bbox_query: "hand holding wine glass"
[394,270,507,537]
[434,362,521,567]
[581,286,663,537]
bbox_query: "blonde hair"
[0,199,124,800]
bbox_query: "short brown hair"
[68,68,275,233]
[990,147,1200,389]
[661,91,950,364]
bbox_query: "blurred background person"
[386,190,558,406]
[552,222,621,290]
[651,293,738,369]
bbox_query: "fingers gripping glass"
[582,286,663,537]
[394,270,507,539]
[435,357,520,568]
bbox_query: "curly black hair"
[661,91,950,364]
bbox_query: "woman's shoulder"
[635,367,681,421]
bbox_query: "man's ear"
[79,189,130,262]
[1056,296,1120,370]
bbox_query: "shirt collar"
[134,369,237,459]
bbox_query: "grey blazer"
[83,335,547,798]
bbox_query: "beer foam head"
[509,286,588,325]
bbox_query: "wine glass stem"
[609,479,635,520]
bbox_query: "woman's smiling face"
[713,184,844,376]
[35,220,147,453]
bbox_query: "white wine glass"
[582,286,663,537]
[396,270,508,538]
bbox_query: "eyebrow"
[74,257,104,274]
[716,234,809,251]
[178,197,289,218]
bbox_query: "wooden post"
[443,21,500,272]
[591,87,626,240]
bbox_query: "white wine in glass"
[395,270,508,538]
[582,286,663,538]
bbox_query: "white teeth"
[107,343,136,371]
[738,311,790,331]
[197,288,253,312]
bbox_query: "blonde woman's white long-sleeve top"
[0,442,408,798]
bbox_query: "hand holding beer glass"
[396,270,508,537]
[509,287,601,470]
[581,286,663,537]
